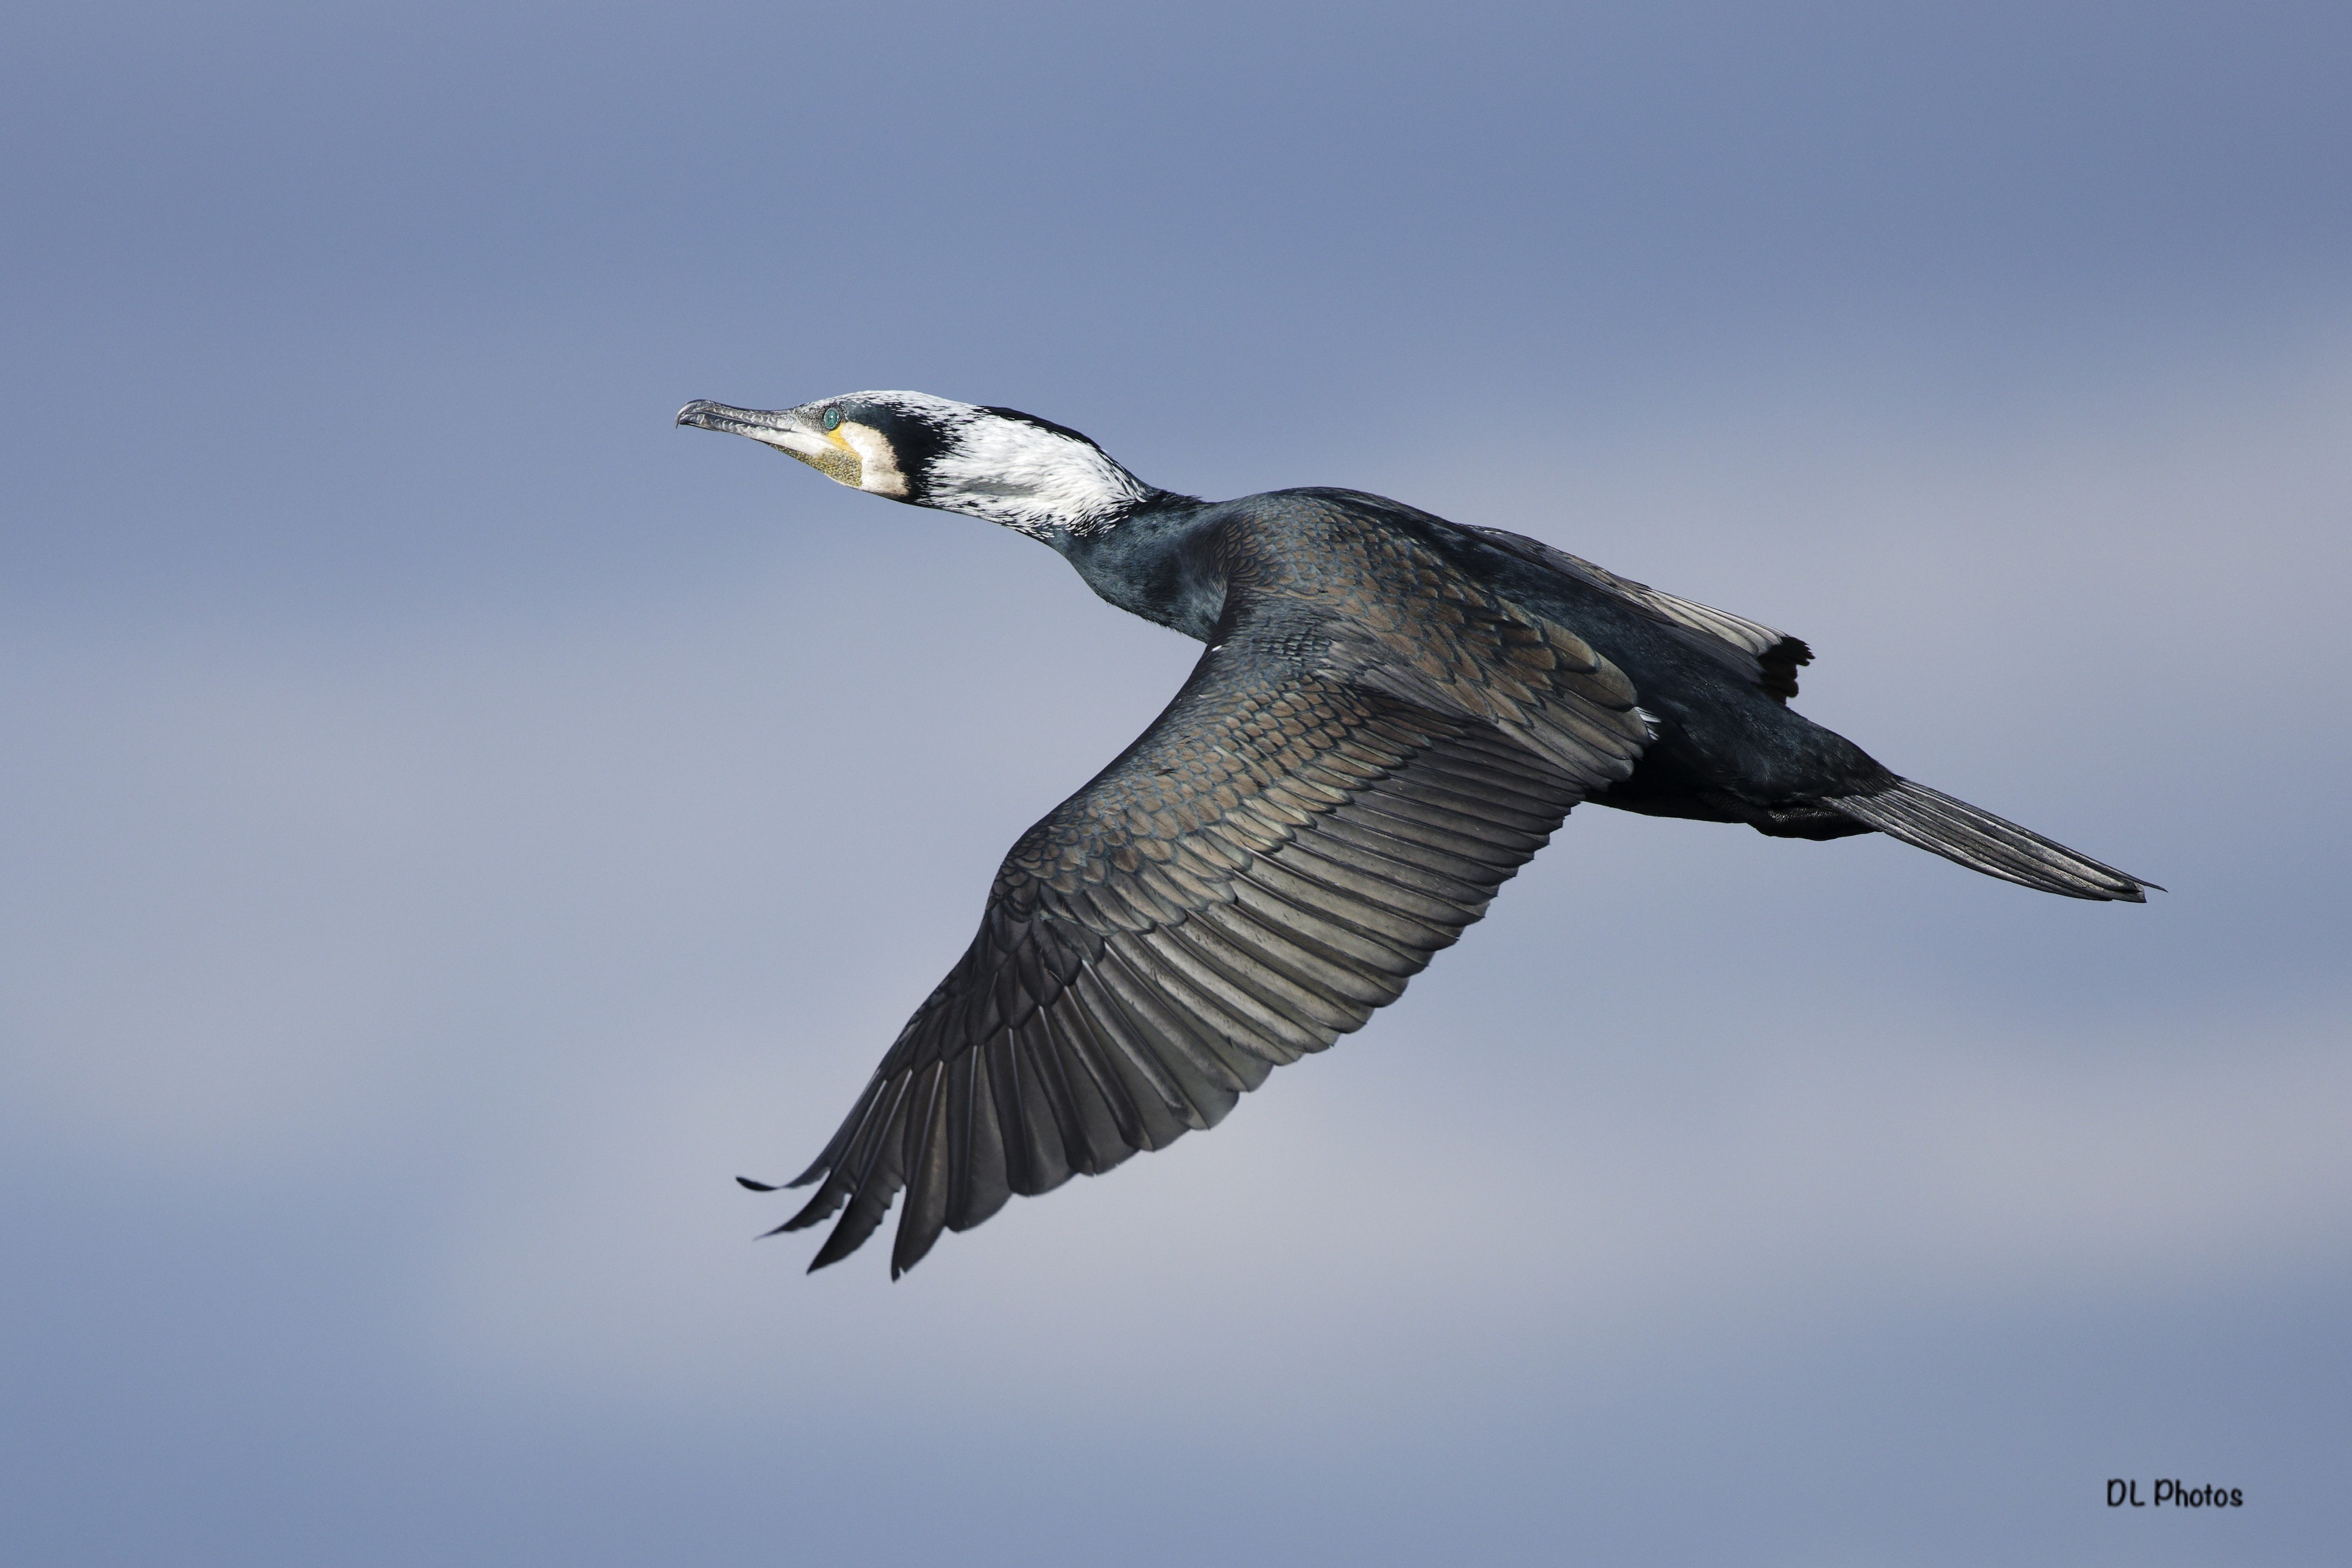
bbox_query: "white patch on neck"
[860,392,1152,537]
[836,422,907,497]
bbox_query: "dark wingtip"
[889,1222,943,1282]
[736,1175,780,1192]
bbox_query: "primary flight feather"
[676,389,2152,1278]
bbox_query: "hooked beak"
[676,400,816,449]
[677,394,870,486]
[677,397,863,487]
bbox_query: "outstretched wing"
[769,560,1649,1277]
[1464,524,1814,701]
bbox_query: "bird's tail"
[1822,777,2156,902]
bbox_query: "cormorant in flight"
[676,390,2151,1278]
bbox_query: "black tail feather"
[1825,778,2156,902]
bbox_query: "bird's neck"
[1051,494,1228,641]
[920,434,1160,540]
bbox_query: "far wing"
[1464,524,1814,701]
[767,584,1646,1276]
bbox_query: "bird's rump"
[684,391,2153,1279]
[773,562,1648,1276]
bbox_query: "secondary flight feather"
[676,389,2153,1278]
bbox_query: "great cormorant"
[676,389,2153,1278]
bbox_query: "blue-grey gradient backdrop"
[4,3,2347,1563]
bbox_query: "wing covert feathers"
[1463,524,1813,701]
[774,512,1642,1275]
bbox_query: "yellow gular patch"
[789,432,861,487]
[836,421,908,497]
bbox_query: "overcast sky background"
[4,3,2348,1563]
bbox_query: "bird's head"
[675,390,1160,539]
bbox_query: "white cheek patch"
[837,422,908,497]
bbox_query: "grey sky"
[4,3,2347,1563]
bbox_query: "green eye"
[821,406,842,432]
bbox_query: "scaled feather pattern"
[673,390,2154,1276]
